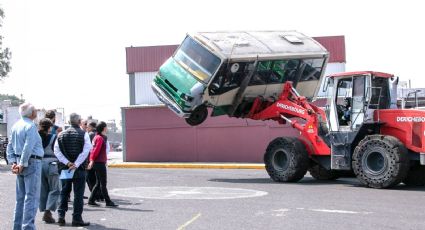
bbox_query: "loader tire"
[264,137,309,182]
[403,164,425,186]
[309,164,339,180]
[185,105,208,126]
[352,135,409,189]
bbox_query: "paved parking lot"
[1,163,425,230]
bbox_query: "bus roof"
[191,31,329,61]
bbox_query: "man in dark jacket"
[54,113,92,227]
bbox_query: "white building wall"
[324,63,345,76]
[4,107,64,137]
[134,72,162,105]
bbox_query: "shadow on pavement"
[113,199,142,206]
[56,223,128,230]
[84,199,153,213]
[209,178,273,184]
[209,177,359,186]
[208,177,425,191]
[112,207,154,212]
[87,224,128,230]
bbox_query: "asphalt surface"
[1,164,425,230]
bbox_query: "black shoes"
[89,199,118,207]
[105,201,119,207]
[42,210,55,224]
[87,201,100,206]
[58,217,90,227]
[57,217,65,226]
[72,220,90,227]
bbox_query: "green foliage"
[0,94,24,106]
[0,7,12,79]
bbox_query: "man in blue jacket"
[7,103,44,230]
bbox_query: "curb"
[108,162,265,169]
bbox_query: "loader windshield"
[174,36,221,84]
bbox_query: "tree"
[0,94,24,106]
[0,7,12,80]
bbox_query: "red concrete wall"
[123,106,300,163]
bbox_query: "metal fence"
[399,88,425,109]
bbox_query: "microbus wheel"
[352,135,409,189]
[309,164,339,180]
[403,164,425,186]
[264,137,309,182]
[185,105,208,126]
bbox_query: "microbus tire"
[309,164,339,180]
[352,135,409,189]
[264,137,309,182]
[403,164,425,186]
[185,105,208,126]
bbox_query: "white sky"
[1,0,425,124]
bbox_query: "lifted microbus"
[152,31,329,125]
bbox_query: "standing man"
[6,103,44,230]
[54,113,92,227]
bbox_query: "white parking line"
[177,213,202,230]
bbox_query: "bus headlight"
[180,93,194,102]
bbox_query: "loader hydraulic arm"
[246,81,331,155]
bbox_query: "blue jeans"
[13,158,42,230]
[39,159,60,212]
[58,169,86,221]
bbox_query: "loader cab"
[324,71,393,170]
[326,71,392,132]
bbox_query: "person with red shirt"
[87,121,118,207]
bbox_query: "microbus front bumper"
[151,82,191,118]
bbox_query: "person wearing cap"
[6,102,44,230]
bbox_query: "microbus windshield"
[173,36,221,84]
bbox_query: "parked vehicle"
[0,136,8,164]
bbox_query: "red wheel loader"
[246,71,425,188]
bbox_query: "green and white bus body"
[152,31,329,125]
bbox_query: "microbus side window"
[209,62,253,95]
[299,58,325,82]
[248,59,300,86]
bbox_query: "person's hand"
[17,165,24,174]
[67,162,76,170]
[12,164,24,174]
[87,161,94,170]
[11,163,18,174]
